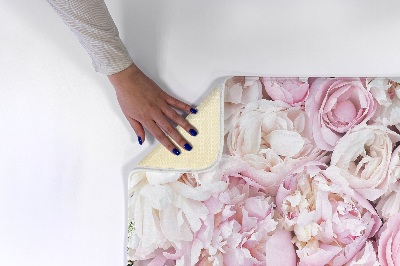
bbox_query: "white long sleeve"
[47,0,134,75]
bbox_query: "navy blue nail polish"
[184,143,192,151]
[138,136,143,145]
[190,108,198,114]
[172,148,180,156]
[189,129,197,136]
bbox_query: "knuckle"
[177,101,186,109]
[164,125,175,135]
[170,97,178,105]
[171,112,180,121]
[168,96,177,105]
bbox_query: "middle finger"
[162,106,198,137]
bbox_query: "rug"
[127,77,400,266]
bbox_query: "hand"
[108,63,198,155]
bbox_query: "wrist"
[107,63,140,91]
[108,63,140,82]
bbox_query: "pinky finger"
[127,117,145,145]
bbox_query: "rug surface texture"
[127,77,400,266]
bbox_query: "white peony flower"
[224,76,263,135]
[127,170,228,263]
[227,99,326,176]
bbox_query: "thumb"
[126,117,145,145]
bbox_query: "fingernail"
[172,148,180,156]
[184,143,192,151]
[189,129,197,136]
[190,108,197,114]
[138,136,143,145]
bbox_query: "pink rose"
[261,77,309,106]
[331,125,400,201]
[377,213,400,266]
[305,78,376,151]
[276,162,382,266]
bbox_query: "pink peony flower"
[227,99,326,177]
[276,162,382,266]
[377,213,400,266]
[195,165,296,266]
[331,125,400,201]
[305,78,376,151]
[261,77,309,106]
[344,241,379,266]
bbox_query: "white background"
[1,0,400,265]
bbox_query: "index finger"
[165,95,197,114]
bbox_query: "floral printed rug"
[127,77,400,266]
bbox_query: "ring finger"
[154,112,193,152]
[144,120,181,156]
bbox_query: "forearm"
[47,0,134,75]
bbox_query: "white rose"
[331,125,400,201]
[367,78,400,131]
[375,145,400,221]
